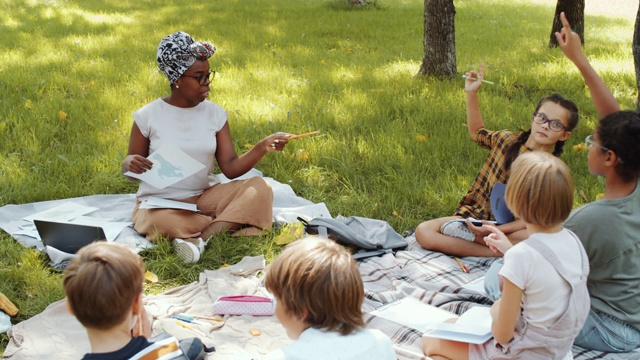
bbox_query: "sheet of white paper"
[138,197,198,212]
[370,297,455,331]
[69,216,133,242]
[124,143,206,190]
[456,306,492,328]
[19,223,36,230]
[22,202,99,222]
[423,306,492,344]
[13,228,41,240]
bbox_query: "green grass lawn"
[0,0,636,352]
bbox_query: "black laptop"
[34,219,106,253]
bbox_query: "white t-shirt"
[133,98,228,200]
[499,229,584,328]
[263,327,396,360]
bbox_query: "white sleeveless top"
[133,98,228,200]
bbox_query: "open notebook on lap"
[34,220,106,254]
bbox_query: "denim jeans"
[483,258,503,302]
[574,308,640,352]
[484,259,640,352]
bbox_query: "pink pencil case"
[212,295,274,316]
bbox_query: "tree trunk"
[634,1,640,112]
[418,0,456,77]
[549,0,585,48]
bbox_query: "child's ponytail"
[552,139,566,158]
[504,130,530,170]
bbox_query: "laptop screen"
[34,220,106,254]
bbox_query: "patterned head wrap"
[156,31,216,84]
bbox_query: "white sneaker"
[173,238,205,263]
[440,220,475,242]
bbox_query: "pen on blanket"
[289,130,321,140]
[176,313,225,323]
[454,257,470,273]
[462,75,494,85]
[175,320,208,338]
[171,315,209,326]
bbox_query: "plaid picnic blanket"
[360,235,640,360]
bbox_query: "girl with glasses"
[122,31,292,263]
[415,63,579,258]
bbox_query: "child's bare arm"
[491,279,522,345]
[555,12,620,118]
[465,64,486,140]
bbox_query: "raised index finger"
[560,11,571,31]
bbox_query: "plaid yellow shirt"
[453,129,528,221]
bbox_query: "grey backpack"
[299,216,408,259]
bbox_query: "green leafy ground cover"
[0,0,636,352]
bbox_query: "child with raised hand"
[568,112,640,352]
[416,64,579,257]
[554,11,620,118]
[263,237,396,360]
[554,12,640,352]
[422,151,590,360]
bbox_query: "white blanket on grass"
[0,169,331,254]
[4,238,640,360]
[3,256,291,360]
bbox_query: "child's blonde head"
[264,237,365,335]
[506,151,573,228]
[63,242,144,330]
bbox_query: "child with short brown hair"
[63,242,154,359]
[263,237,396,359]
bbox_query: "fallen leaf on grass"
[296,149,310,161]
[274,222,304,245]
[144,270,158,283]
[82,81,95,90]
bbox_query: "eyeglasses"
[585,134,624,163]
[585,135,609,151]
[182,70,216,86]
[532,112,568,132]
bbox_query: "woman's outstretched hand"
[262,132,292,152]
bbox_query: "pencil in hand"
[289,130,320,140]
[462,75,494,85]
